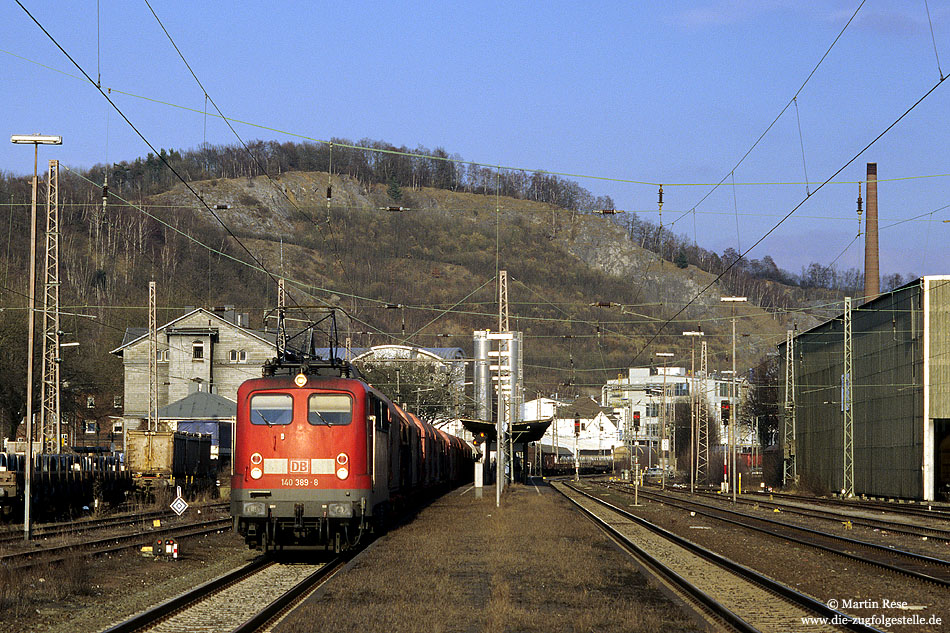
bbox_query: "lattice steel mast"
[843,297,854,497]
[783,328,797,486]
[40,159,60,452]
[697,340,709,484]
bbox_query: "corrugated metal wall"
[781,281,924,498]
[927,278,950,419]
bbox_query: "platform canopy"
[461,418,552,444]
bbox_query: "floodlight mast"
[720,296,747,503]
[10,134,62,542]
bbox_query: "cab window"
[250,393,293,425]
[308,394,353,426]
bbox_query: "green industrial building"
[780,276,950,501]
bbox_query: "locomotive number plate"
[280,478,317,487]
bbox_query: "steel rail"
[556,484,761,633]
[743,489,950,519]
[559,481,886,633]
[0,518,232,570]
[231,557,348,633]
[99,557,272,633]
[624,485,950,587]
[0,503,229,545]
[682,487,950,540]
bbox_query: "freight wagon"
[0,451,130,520]
[126,430,216,497]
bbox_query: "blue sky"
[2,1,949,280]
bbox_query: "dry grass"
[0,554,95,621]
[279,485,697,633]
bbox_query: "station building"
[780,276,950,501]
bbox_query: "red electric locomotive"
[230,358,474,552]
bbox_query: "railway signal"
[721,400,730,423]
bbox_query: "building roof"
[555,396,614,421]
[157,391,236,420]
[314,345,466,363]
[111,307,276,356]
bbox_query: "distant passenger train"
[230,359,475,552]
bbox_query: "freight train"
[230,358,475,552]
[0,451,130,520]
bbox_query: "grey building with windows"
[110,306,276,432]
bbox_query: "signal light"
[633,411,641,430]
[574,416,581,437]
[473,431,486,447]
[721,401,730,423]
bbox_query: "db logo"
[290,459,309,473]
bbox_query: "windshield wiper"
[310,410,331,426]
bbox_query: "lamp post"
[720,296,746,503]
[683,331,704,494]
[655,352,674,489]
[10,134,62,541]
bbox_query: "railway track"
[553,481,884,633]
[0,517,232,570]
[0,503,229,546]
[741,489,950,520]
[101,555,346,633]
[685,488,950,541]
[608,483,950,587]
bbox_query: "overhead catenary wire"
[793,97,811,197]
[16,1,294,309]
[924,0,944,81]
[141,0,355,302]
[627,71,949,367]
[671,0,867,228]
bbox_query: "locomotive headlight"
[250,467,263,480]
[243,501,266,517]
[250,452,262,465]
[335,453,349,479]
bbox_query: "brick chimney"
[863,163,879,303]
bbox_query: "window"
[645,403,659,417]
[308,393,353,426]
[156,349,169,362]
[192,341,204,361]
[718,382,731,397]
[113,395,122,409]
[112,421,123,434]
[229,349,237,362]
[84,420,98,434]
[672,382,689,397]
[370,395,389,431]
[230,349,248,363]
[239,350,247,362]
[250,393,293,425]
[86,396,95,409]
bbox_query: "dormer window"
[192,340,204,361]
